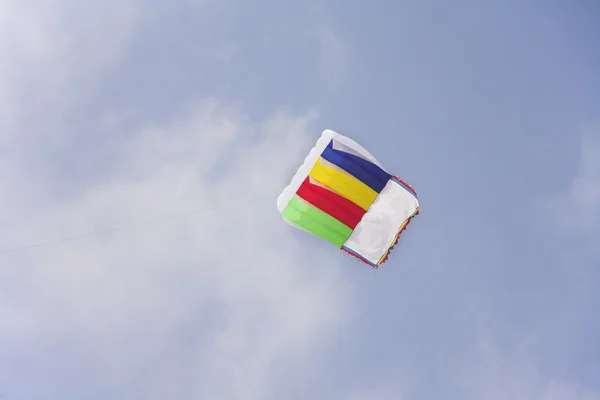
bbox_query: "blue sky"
[1,1,599,399]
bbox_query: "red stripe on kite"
[297,177,366,229]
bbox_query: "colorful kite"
[277,129,419,268]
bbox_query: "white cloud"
[545,132,600,236]
[345,380,412,400]
[0,1,357,399]
[317,25,348,89]
[0,99,355,399]
[543,382,600,400]
[0,0,140,145]
[458,336,600,400]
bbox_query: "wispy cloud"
[545,129,600,236]
[317,25,348,89]
[0,0,139,144]
[459,335,600,400]
[0,99,355,399]
[0,2,356,399]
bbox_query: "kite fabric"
[276,129,419,268]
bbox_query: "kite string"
[0,206,217,255]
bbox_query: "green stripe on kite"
[282,195,353,247]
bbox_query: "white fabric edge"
[342,180,419,264]
[277,130,334,214]
[324,129,387,171]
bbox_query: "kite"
[276,129,419,268]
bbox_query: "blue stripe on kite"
[321,140,391,193]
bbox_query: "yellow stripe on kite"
[309,158,378,210]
